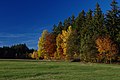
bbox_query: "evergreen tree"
[75,10,86,33]
[71,14,75,24]
[105,0,120,38]
[52,22,63,35]
[78,9,98,62]
[93,3,104,35]
[67,29,80,60]
[63,17,72,30]
[52,24,58,34]
[75,10,86,61]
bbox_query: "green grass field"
[0,60,120,80]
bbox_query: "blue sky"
[0,0,120,49]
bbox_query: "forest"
[0,44,34,59]
[37,0,120,63]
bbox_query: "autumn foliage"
[55,34,64,60]
[96,35,118,63]
[37,0,120,63]
[38,30,48,59]
[44,33,56,59]
[31,51,38,60]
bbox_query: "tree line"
[0,44,34,59]
[37,0,120,63]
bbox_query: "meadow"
[0,60,120,80]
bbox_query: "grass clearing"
[0,60,120,80]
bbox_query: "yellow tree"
[55,34,64,60]
[31,51,38,60]
[38,30,48,59]
[96,35,118,63]
[60,26,72,60]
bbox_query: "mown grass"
[0,60,120,80]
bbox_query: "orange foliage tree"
[96,35,118,63]
[44,33,57,60]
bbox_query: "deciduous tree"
[38,30,48,59]
[55,34,64,60]
[96,35,118,63]
[44,33,57,59]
